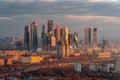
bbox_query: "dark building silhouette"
[73,32,78,48]
[103,39,108,52]
[16,39,24,50]
[54,24,60,43]
[47,20,53,50]
[41,25,45,38]
[60,28,64,40]
[93,28,98,48]
[85,28,91,48]
[68,32,73,47]
[31,21,38,50]
[41,25,46,50]
[24,26,30,50]
[48,20,53,34]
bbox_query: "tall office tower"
[85,28,91,48]
[41,25,45,49]
[31,21,38,50]
[24,26,30,50]
[58,26,69,58]
[41,25,45,38]
[42,33,48,50]
[47,36,50,50]
[68,32,73,48]
[47,20,53,50]
[73,32,79,48]
[103,39,108,52]
[60,28,64,40]
[93,28,98,48]
[51,36,56,47]
[48,20,53,35]
[63,26,69,57]
[58,40,65,59]
[63,26,69,44]
[54,28,56,37]
[55,24,60,43]
[65,44,69,57]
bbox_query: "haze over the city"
[0,0,120,41]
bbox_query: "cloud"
[87,0,111,2]
[66,15,120,23]
[0,0,120,40]
[42,0,56,2]
[0,0,56,3]
[0,17,13,21]
[86,0,120,2]
[66,15,98,21]
[66,15,120,24]
[0,0,119,3]
[0,0,34,2]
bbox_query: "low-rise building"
[12,55,19,61]
[74,62,82,72]
[97,52,111,58]
[5,58,12,65]
[0,59,4,66]
[19,55,44,64]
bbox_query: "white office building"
[74,62,82,72]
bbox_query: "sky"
[0,0,120,41]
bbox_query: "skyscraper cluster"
[24,20,99,57]
[41,20,79,58]
[85,28,98,48]
[24,21,38,51]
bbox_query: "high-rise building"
[24,26,30,50]
[68,32,73,48]
[41,25,45,38]
[31,21,38,50]
[103,39,108,52]
[58,40,65,59]
[73,32,79,48]
[85,28,91,48]
[57,26,70,58]
[65,44,69,57]
[48,20,53,34]
[54,25,60,43]
[41,25,46,50]
[93,28,98,48]
[47,20,53,49]
[63,26,69,57]
[63,26,69,45]
[47,33,52,50]
[51,36,56,47]
[42,33,48,50]
[60,28,64,40]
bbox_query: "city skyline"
[0,0,120,41]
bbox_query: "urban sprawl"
[0,20,120,80]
